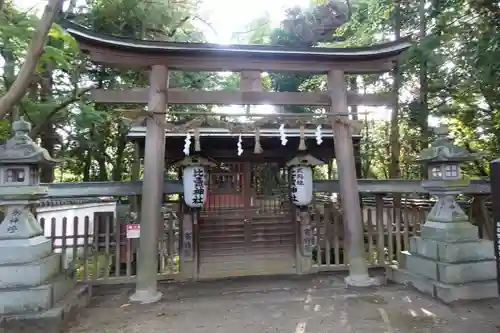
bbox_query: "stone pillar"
[130,65,168,304]
[327,70,375,287]
[387,126,497,303]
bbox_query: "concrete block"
[0,236,52,265]
[404,251,496,283]
[434,280,498,303]
[420,221,478,243]
[437,260,496,284]
[0,284,92,333]
[410,237,495,263]
[409,237,437,259]
[386,265,435,296]
[403,252,438,280]
[0,284,53,314]
[387,265,498,304]
[0,254,61,288]
[0,271,76,315]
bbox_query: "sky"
[13,0,310,43]
[11,0,396,122]
[197,0,309,43]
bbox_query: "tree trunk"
[0,0,64,119]
[419,0,429,178]
[40,123,56,183]
[112,122,127,181]
[389,0,402,180]
[82,151,91,181]
[39,62,55,183]
[96,123,109,181]
[0,38,19,121]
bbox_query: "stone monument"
[0,118,89,332]
[387,125,497,303]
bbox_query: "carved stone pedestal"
[0,201,91,332]
[387,191,497,303]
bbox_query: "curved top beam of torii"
[60,20,412,73]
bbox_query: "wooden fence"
[30,179,492,283]
[311,193,492,270]
[39,201,181,284]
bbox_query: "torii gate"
[62,20,411,303]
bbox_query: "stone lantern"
[0,118,79,317]
[387,125,497,303]
[0,117,58,238]
[415,125,479,241]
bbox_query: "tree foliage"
[0,0,499,182]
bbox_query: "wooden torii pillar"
[328,70,375,287]
[129,65,168,303]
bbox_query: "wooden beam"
[91,89,392,107]
[43,179,490,198]
[81,46,398,73]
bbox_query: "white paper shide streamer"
[279,124,287,146]
[315,125,323,145]
[237,134,243,156]
[183,132,192,156]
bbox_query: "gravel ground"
[67,274,500,333]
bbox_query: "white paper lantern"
[286,154,325,208]
[290,165,313,207]
[183,165,207,208]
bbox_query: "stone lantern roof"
[415,125,479,164]
[0,118,59,165]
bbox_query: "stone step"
[387,265,498,303]
[0,270,75,315]
[0,253,61,288]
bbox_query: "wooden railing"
[30,179,492,283]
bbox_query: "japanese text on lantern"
[290,167,304,204]
[192,167,205,205]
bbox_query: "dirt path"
[67,275,500,333]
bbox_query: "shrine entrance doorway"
[198,161,297,279]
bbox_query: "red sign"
[126,224,140,239]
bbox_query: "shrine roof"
[61,20,412,63]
